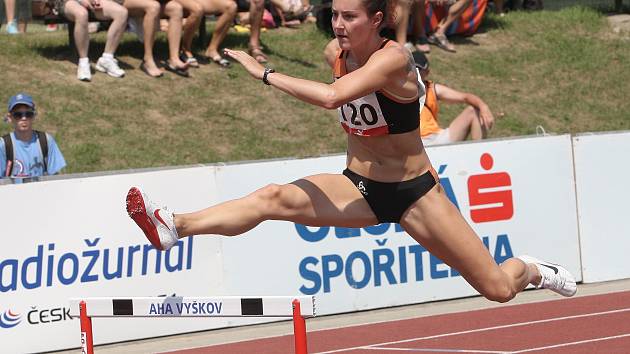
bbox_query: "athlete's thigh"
[282,173,378,228]
[400,184,503,289]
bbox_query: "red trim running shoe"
[518,255,577,297]
[126,187,179,251]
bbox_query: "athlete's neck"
[349,36,387,67]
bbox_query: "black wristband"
[262,68,275,85]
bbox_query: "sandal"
[428,33,456,52]
[164,61,190,77]
[248,46,268,64]
[179,52,199,68]
[210,55,231,68]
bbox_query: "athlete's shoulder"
[369,41,411,70]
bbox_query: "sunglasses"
[11,111,35,119]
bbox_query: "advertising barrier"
[1,134,584,352]
[572,131,630,283]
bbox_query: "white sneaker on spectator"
[126,187,179,251]
[77,63,92,82]
[96,56,125,78]
[518,255,577,297]
[6,20,19,34]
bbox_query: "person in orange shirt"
[414,51,495,146]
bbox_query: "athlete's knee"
[250,183,287,211]
[479,274,517,303]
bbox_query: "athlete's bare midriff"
[346,129,432,182]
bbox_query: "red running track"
[166,290,630,354]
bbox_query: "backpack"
[2,131,49,177]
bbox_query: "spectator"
[54,0,128,81]
[180,0,236,67]
[268,0,312,28]
[1,93,66,183]
[1,0,30,33]
[414,52,495,145]
[427,0,471,52]
[235,0,268,63]
[125,0,190,77]
[380,0,430,53]
[494,0,506,15]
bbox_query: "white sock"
[79,57,90,66]
[102,52,114,60]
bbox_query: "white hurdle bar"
[69,296,316,354]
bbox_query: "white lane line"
[314,307,630,354]
[509,333,630,353]
[362,347,507,353]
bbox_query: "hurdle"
[69,296,316,354]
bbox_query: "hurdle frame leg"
[292,299,308,354]
[79,301,95,354]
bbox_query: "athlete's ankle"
[528,263,542,286]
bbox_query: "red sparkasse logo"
[467,153,514,223]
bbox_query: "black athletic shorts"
[343,168,438,223]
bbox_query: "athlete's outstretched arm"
[224,46,409,109]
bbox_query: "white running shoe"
[96,57,125,78]
[126,187,179,251]
[77,63,92,82]
[518,255,577,297]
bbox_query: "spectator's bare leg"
[96,1,128,55]
[434,0,471,37]
[268,0,290,13]
[178,0,203,57]
[248,0,267,63]
[163,1,188,67]
[64,1,90,59]
[201,0,236,59]
[495,0,505,14]
[411,0,430,52]
[4,0,15,24]
[447,106,487,141]
[125,0,162,76]
[394,0,412,46]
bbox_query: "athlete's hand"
[223,49,266,81]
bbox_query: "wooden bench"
[31,0,206,49]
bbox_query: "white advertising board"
[0,167,230,353]
[0,134,584,353]
[219,135,582,315]
[573,131,630,282]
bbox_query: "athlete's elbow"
[321,91,343,110]
[321,100,340,110]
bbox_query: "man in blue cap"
[1,93,66,183]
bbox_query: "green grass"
[0,7,629,174]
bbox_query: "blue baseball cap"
[8,93,35,112]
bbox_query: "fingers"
[223,49,266,80]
